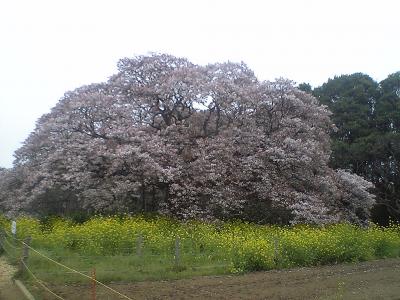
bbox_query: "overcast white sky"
[0,0,399,168]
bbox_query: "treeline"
[300,72,400,225]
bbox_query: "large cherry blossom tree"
[1,54,375,225]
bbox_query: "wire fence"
[0,228,231,300]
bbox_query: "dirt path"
[0,256,23,300]
[33,258,400,299]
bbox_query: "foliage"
[1,215,400,278]
[0,54,375,225]
[313,72,400,224]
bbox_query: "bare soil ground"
[0,256,24,300]
[30,258,400,300]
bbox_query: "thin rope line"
[0,240,16,258]
[2,229,16,239]
[21,241,134,300]
[21,260,65,300]
[2,235,20,249]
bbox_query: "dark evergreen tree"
[372,72,400,222]
[314,72,400,224]
[298,83,312,93]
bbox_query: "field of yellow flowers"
[1,215,400,283]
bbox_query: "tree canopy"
[313,72,400,225]
[0,54,375,225]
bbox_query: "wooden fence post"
[0,230,4,252]
[175,237,180,266]
[136,234,143,257]
[20,236,31,273]
[91,267,96,300]
[11,221,17,248]
[273,237,279,266]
